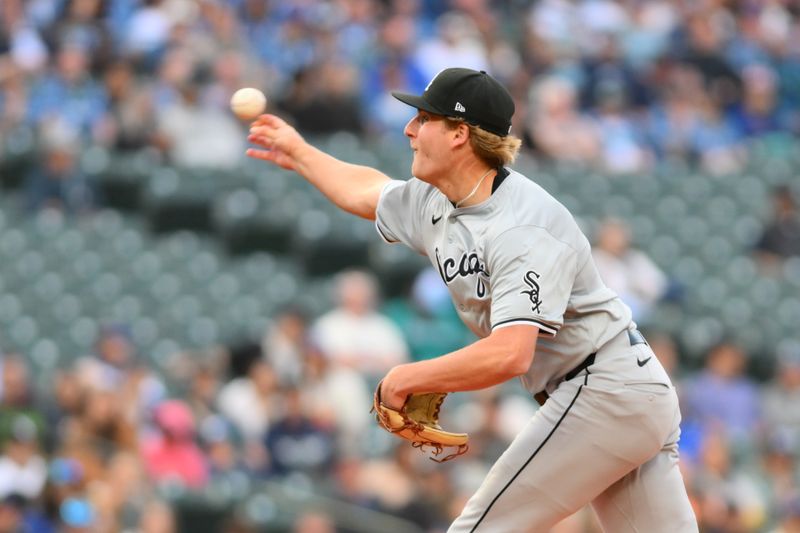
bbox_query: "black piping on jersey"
[469,371,591,532]
[492,317,558,336]
[491,166,510,193]
[376,223,398,243]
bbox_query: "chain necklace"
[455,168,494,208]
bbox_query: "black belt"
[628,329,647,346]
[533,329,648,406]
[563,352,596,382]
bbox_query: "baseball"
[230,87,267,120]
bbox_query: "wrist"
[385,364,412,396]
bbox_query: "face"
[404,111,458,182]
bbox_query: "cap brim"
[391,92,444,115]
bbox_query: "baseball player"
[247,68,698,532]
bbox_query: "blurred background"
[0,0,799,532]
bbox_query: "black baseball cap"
[392,68,515,137]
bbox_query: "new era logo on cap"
[392,68,515,137]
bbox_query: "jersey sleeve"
[487,226,579,336]
[374,179,426,254]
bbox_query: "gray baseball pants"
[449,330,698,533]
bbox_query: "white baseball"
[230,87,267,120]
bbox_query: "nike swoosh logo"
[637,356,652,367]
[432,214,442,225]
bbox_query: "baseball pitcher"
[247,68,698,532]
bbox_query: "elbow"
[506,354,533,378]
[490,325,538,378]
[504,346,534,377]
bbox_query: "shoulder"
[380,177,439,202]
[490,170,585,250]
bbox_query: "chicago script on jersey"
[434,248,489,298]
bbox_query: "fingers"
[250,114,286,128]
[245,148,273,161]
[246,147,296,171]
[247,132,272,148]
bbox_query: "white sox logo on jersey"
[520,270,543,313]
[435,247,488,298]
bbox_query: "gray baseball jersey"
[375,168,698,532]
[375,168,632,394]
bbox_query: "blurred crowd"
[1,0,800,204]
[2,0,800,532]
[1,266,800,532]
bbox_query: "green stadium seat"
[131,316,159,350]
[730,215,764,248]
[131,252,163,283]
[720,297,754,330]
[110,294,143,323]
[647,235,680,269]
[144,167,216,233]
[91,149,160,211]
[29,338,60,371]
[0,294,22,325]
[784,258,800,288]
[33,272,65,302]
[0,125,36,190]
[150,273,182,304]
[673,257,706,286]
[0,228,28,257]
[52,229,86,259]
[777,297,800,330]
[9,315,39,351]
[700,235,736,268]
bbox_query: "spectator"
[122,0,173,69]
[261,307,309,386]
[301,350,371,454]
[141,400,208,489]
[184,359,221,424]
[136,498,176,533]
[690,430,767,533]
[99,59,158,152]
[729,64,786,138]
[755,185,800,263]
[24,122,94,214]
[311,270,409,381]
[527,76,600,164]
[762,343,800,440]
[155,81,244,169]
[413,12,489,83]
[279,62,365,135]
[591,218,668,322]
[26,43,107,140]
[264,387,336,478]
[198,415,247,482]
[757,430,800,530]
[591,79,651,174]
[43,0,114,71]
[217,356,278,443]
[692,93,745,175]
[0,494,26,533]
[382,267,472,362]
[0,414,46,500]
[681,341,762,445]
[772,495,800,533]
[292,510,336,533]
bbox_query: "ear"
[450,122,470,149]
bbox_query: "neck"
[455,167,494,208]
[437,162,496,208]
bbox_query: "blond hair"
[443,117,522,168]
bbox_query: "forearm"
[388,328,538,396]
[293,142,390,220]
